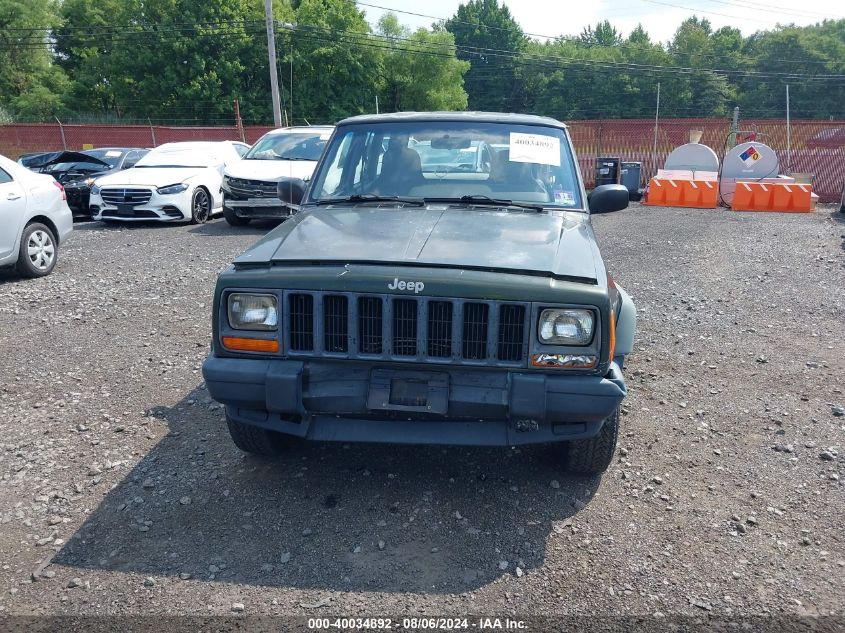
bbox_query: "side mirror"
[589,184,629,214]
[277,177,307,206]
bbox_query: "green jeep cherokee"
[202,112,636,474]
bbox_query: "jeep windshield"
[308,121,583,210]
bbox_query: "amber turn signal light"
[222,336,279,353]
[608,312,616,361]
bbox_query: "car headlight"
[227,293,278,330]
[84,177,95,187]
[157,183,189,195]
[91,184,101,195]
[538,309,594,345]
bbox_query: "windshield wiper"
[424,195,545,212]
[313,194,426,206]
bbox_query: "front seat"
[376,137,422,195]
[490,148,547,196]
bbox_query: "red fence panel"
[2,119,842,201]
[568,118,845,203]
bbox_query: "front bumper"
[223,196,294,220]
[64,187,91,217]
[90,189,192,222]
[202,357,627,446]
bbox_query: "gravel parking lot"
[0,206,843,625]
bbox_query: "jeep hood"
[235,206,599,281]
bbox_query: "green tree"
[0,0,68,119]
[445,0,526,112]
[375,14,469,112]
[56,0,295,124]
[580,20,622,46]
[739,20,845,118]
[667,17,733,116]
[288,0,381,123]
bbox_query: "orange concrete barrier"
[731,181,813,213]
[679,179,718,208]
[645,178,717,208]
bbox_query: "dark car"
[202,112,636,475]
[17,151,63,170]
[33,148,149,218]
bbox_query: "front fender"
[615,284,637,357]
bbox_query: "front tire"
[226,414,288,456]
[565,406,620,475]
[190,187,211,224]
[16,223,58,278]
[223,205,250,226]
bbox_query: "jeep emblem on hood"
[388,278,425,294]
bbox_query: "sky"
[357,0,844,44]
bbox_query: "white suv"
[222,126,333,226]
[0,154,73,278]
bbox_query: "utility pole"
[652,83,660,176]
[730,106,740,149]
[234,99,246,142]
[265,0,282,127]
[785,84,791,172]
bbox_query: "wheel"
[226,413,287,456]
[564,406,620,475]
[223,205,250,226]
[190,187,211,224]
[16,223,58,278]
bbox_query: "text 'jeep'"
[202,112,636,474]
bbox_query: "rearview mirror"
[277,177,307,206]
[431,135,472,150]
[589,184,629,214]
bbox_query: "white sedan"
[89,141,242,224]
[0,154,73,278]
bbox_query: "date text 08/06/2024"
[307,617,527,630]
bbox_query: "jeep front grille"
[289,294,314,351]
[284,292,528,367]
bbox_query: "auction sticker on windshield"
[509,132,560,167]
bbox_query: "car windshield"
[308,121,583,210]
[135,149,217,168]
[83,149,125,168]
[245,132,329,161]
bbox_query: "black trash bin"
[595,157,620,187]
[620,161,642,201]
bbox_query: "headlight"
[91,184,101,195]
[157,183,189,195]
[538,309,594,345]
[84,177,95,187]
[227,293,278,330]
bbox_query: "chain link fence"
[1,119,843,202]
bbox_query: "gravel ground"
[0,206,843,624]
